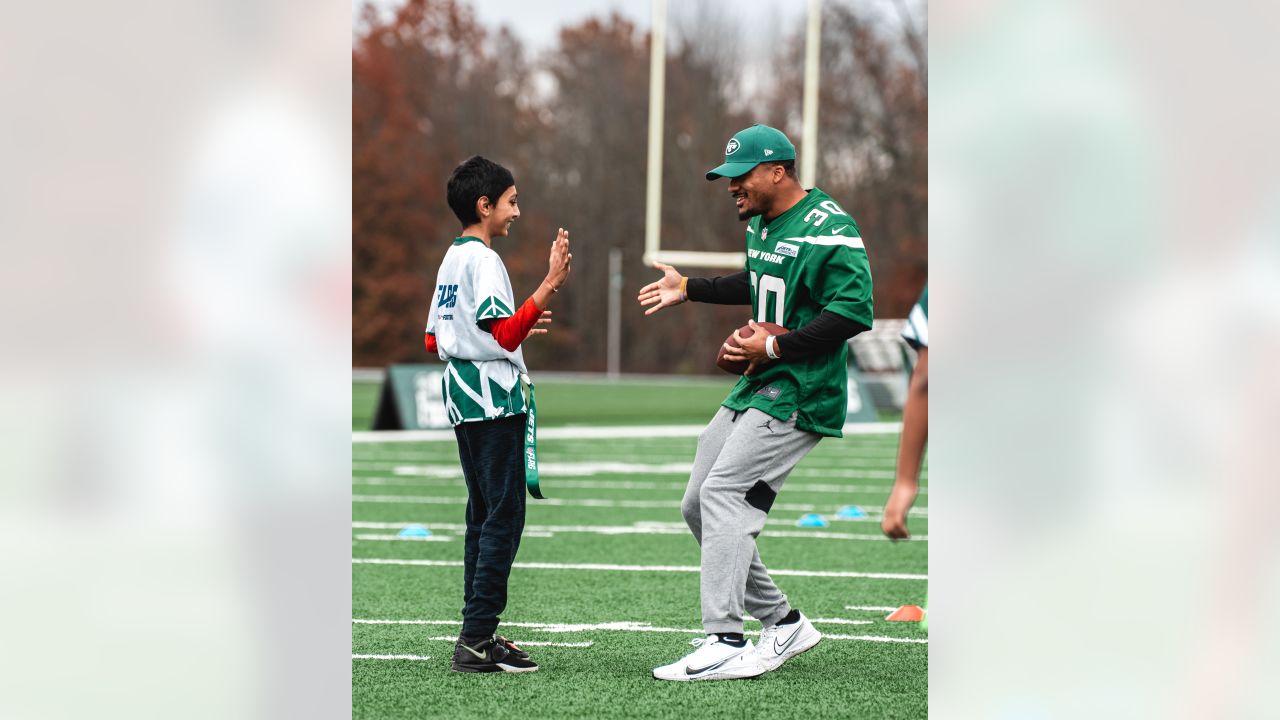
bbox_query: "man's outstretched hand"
[637,262,686,316]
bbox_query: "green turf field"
[354,376,743,431]
[354,376,902,431]
[353,415,928,718]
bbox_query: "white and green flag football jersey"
[425,237,529,426]
[902,284,928,348]
[722,188,874,437]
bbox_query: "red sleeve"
[424,333,438,354]
[485,298,541,352]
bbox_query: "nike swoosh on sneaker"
[459,644,488,660]
[686,650,744,676]
[773,627,800,655]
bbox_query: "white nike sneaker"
[751,611,823,673]
[652,635,766,681]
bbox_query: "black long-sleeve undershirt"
[686,271,869,360]
[777,311,868,360]
[686,272,751,304]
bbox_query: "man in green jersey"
[638,125,874,681]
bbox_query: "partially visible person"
[882,284,927,540]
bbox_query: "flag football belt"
[521,375,543,499]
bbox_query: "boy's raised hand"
[532,228,571,314]
[545,228,571,290]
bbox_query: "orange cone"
[886,604,925,622]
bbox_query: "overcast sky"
[473,0,812,51]
[355,0,811,53]
[470,0,649,50]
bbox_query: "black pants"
[454,413,527,638]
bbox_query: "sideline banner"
[845,365,881,423]
[371,364,450,430]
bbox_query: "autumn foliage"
[353,0,927,371]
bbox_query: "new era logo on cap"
[706,124,797,180]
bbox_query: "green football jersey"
[721,188,874,437]
[902,284,928,349]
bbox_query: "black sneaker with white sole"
[450,635,539,673]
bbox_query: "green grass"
[354,376,902,430]
[354,380,381,430]
[353,428,927,719]
[355,376,739,431]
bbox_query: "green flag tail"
[522,376,543,499]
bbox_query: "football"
[716,321,789,375]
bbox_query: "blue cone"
[836,505,868,519]
[795,513,829,528]
[398,524,432,538]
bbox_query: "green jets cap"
[705,124,796,181]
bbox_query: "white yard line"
[351,520,888,532]
[358,457,907,469]
[353,619,924,644]
[353,423,902,443]
[845,605,902,613]
[353,533,452,542]
[823,634,927,644]
[423,636,593,648]
[352,475,926,496]
[379,461,694,476]
[355,476,683,489]
[355,463,902,481]
[354,523,697,536]
[354,619,718,634]
[357,453,903,464]
[351,494,928,517]
[352,653,433,661]
[351,524,924,542]
[352,557,926,580]
[359,449,904,456]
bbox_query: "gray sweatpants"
[681,406,822,634]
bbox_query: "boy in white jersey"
[424,156,571,673]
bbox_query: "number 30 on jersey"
[750,271,785,324]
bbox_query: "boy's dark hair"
[447,155,515,227]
